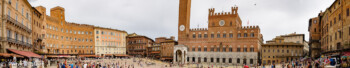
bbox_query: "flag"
[247,20,249,25]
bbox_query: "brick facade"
[126,33,154,57]
[38,6,95,55]
[176,0,263,65]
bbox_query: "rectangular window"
[8,0,11,4]
[237,59,240,63]
[217,34,220,38]
[238,33,241,38]
[222,58,226,63]
[204,34,208,38]
[335,33,337,40]
[211,34,214,38]
[229,58,232,63]
[222,47,226,52]
[198,34,202,38]
[217,58,220,62]
[198,47,201,52]
[8,9,11,17]
[347,8,349,16]
[15,2,17,10]
[204,48,207,52]
[192,48,195,51]
[237,48,241,52]
[192,57,195,62]
[244,33,248,37]
[223,34,226,38]
[229,33,233,38]
[334,18,336,24]
[26,13,28,19]
[250,33,254,37]
[192,34,196,38]
[250,59,254,64]
[217,47,220,52]
[244,47,247,52]
[7,30,11,38]
[96,31,99,34]
[229,48,232,52]
[339,31,342,39]
[339,14,341,21]
[250,47,254,52]
[211,47,214,52]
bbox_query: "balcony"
[5,37,32,47]
[3,15,32,33]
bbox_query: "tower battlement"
[209,6,238,16]
[190,28,208,31]
[240,25,259,29]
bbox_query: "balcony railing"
[3,15,32,33]
[5,37,32,47]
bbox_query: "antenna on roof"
[197,24,199,28]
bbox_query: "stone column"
[184,51,187,64]
[173,51,176,63]
[182,50,185,64]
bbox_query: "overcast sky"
[29,0,334,42]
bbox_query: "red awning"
[343,52,350,56]
[8,49,41,58]
[79,55,97,57]
[114,54,129,57]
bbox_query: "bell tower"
[178,0,191,42]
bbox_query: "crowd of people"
[54,57,172,68]
[0,58,45,68]
[260,56,350,68]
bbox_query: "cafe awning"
[0,53,11,57]
[46,55,76,58]
[114,54,129,57]
[7,49,41,58]
[104,54,113,56]
[79,55,97,57]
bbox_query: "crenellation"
[190,28,208,31]
[210,6,239,17]
[240,25,260,29]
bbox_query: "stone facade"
[308,17,321,58]
[309,0,350,56]
[0,0,34,53]
[176,0,263,66]
[38,6,95,54]
[32,7,45,53]
[94,27,127,56]
[152,37,177,61]
[262,33,305,65]
[126,33,154,57]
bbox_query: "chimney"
[170,36,175,40]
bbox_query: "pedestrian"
[83,62,87,68]
[244,64,249,68]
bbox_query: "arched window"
[250,59,254,64]
[237,58,240,63]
